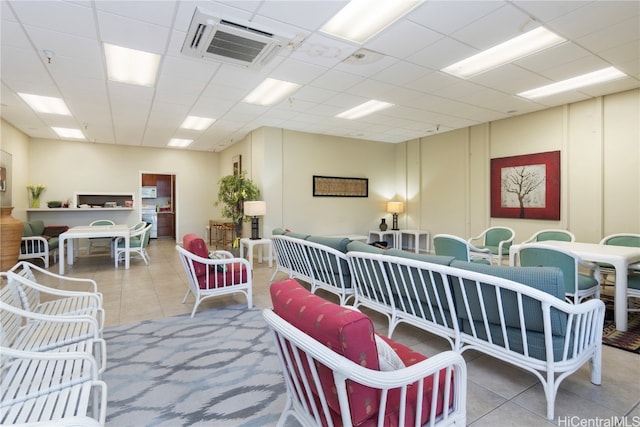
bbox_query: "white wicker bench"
[8,261,104,330]
[270,234,354,305]
[0,273,107,426]
[0,346,107,426]
[345,251,605,420]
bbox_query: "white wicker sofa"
[271,230,354,305]
[345,246,605,421]
[270,231,605,420]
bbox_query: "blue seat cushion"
[450,261,568,336]
[347,240,386,254]
[459,320,572,362]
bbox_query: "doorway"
[141,172,176,239]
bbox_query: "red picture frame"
[490,151,560,220]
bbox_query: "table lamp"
[244,201,266,240]
[387,201,404,230]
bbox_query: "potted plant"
[216,171,260,246]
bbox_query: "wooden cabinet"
[156,175,172,198]
[157,213,174,238]
[141,174,157,186]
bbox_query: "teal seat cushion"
[450,261,568,336]
[484,229,513,250]
[578,273,598,290]
[385,249,455,266]
[48,237,59,248]
[346,240,386,254]
[284,231,310,240]
[272,228,286,235]
[22,222,35,237]
[536,231,572,242]
[29,221,46,236]
[384,259,455,327]
[117,236,141,248]
[306,236,351,253]
[306,236,352,289]
[605,235,640,247]
[460,320,572,362]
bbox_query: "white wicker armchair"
[176,233,252,317]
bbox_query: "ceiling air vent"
[181,8,289,70]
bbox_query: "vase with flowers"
[27,184,46,208]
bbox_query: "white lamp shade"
[244,201,266,216]
[387,201,404,214]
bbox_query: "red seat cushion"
[270,279,452,427]
[183,233,209,277]
[271,279,380,426]
[195,262,249,289]
[183,233,249,289]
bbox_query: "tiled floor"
[50,238,639,426]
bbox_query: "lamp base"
[391,213,399,231]
[250,217,260,240]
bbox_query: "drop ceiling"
[1,0,638,152]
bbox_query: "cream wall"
[245,129,399,237]
[3,88,638,248]
[414,89,639,244]
[1,120,30,215]
[18,138,220,240]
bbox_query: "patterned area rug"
[601,295,640,354]
[103,305,287,426]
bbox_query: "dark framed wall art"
[490,150,560,220]
[232,155,242,176]
[312,176,368,197]
[0,150,12,206]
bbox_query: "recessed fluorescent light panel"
[336,100,394,119]
[321,0,423,44]
[104,43,160,87]
[18,93,71,115]
[51,127,85,139]
[168,138,193,148]
[244,78,301,106]
[442,27,566,79]
[180,116,215,131]
[518,67,627,99]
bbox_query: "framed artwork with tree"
[490,151,560,220]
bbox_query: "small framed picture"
[232,155,242,176]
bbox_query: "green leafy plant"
[215,171,260,240]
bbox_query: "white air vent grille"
[181,9,289,70]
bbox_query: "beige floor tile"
[465,354,539,399]
[469,401,556,426]
[465,380,508,424]
[34,237,640,424]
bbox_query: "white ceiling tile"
[270,58,327,85]
[94,1,177,27]
[2,0,638,148]
[257,1,344,33]
[373,62,431,87]
[8,1,96,38]
[548,1,640,39]
[408,37,476,71]
[408,1,504,35]
[449,4,538,50]
[365,19,442,59]
[96,10,170,53]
